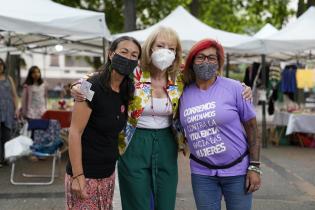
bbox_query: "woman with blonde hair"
[71,27,253,210]
[116,26,184,210]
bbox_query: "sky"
[287,0,298,24]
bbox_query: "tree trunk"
[189,0,199,17]
[123,0,136,32]
[297,0,305,17]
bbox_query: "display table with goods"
[271,110,315,147]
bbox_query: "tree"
[297,0,315,17]
[189,0,199,17]
[53,0,295,35]
[124,0,136,31]
[307,0,315,7]
[297,0,306,17]
[198,0,293,34]
[53,0,124,33]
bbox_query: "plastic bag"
[4,135,33,161]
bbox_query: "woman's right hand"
[71,84,86,102]
[71,175,89,199]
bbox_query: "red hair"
[184,39,225,73]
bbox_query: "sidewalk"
[1,145,315,210]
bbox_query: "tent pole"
[261,54,267,148]
[102,13,107,64]
[5,32,11,77]
[43,48,47,79]
[102,38,107,63]
[225,53,230,78]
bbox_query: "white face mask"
[151,48,176,71]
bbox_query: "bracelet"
[70,81,82,89]
[72,173,84,180]
[249,161,261,166]
[247,165,262,175]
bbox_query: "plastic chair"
[10,119,63,185]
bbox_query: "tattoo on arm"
[243,118,260,161]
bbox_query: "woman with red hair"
[180,39,261,210]
[71,35,254,209]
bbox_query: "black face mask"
[111,53,138,76]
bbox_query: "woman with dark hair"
[65,36,141,210]
[21,66,47,119]
[180,39,261,210]
[0,58,19,167]
[71,29,253,209]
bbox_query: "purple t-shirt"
[180,76,256,176]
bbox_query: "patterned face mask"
[193,63,218,81]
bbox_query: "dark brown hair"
[100,36,142,105]
[23,66,44,86]
[0,58,6,74]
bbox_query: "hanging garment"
[269,65,281,83]
[280,65,297,93]
[296,69,315,89]
[243,62,260,88]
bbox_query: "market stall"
[112,6,252,51]
[0,0,111,58]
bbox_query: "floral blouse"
[118,67,185,155]
[21,83,47,119]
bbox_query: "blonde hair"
[141,26,182,81]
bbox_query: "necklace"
[150,87,172,116]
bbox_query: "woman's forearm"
[9,76,19,110]
[68,101,91,176]
[243,118,260,161]
[68,129,84,176]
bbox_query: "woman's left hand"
[14,108,20,119]
[241,83,252,101]
[246,170,261,193]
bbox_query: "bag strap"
[189,150,248,170]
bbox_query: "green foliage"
[53,0,124,33]
[228,70,245,82]
[199,0,294,34]
[53,0,296,34]
[84,56,102,70]
[136,0,191,29]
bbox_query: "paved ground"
[1,145,315,210]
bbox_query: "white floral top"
[118,67,185,154]
[22,83,47,119]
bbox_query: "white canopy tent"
[230,23,296,61]
[230,6,315,55]
[113,6,252,51]
[0,0,110,40]
[253,23,278,39]
[0,0,111,55]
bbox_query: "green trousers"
[118,127,178,210]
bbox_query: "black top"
[66,73,127,179]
